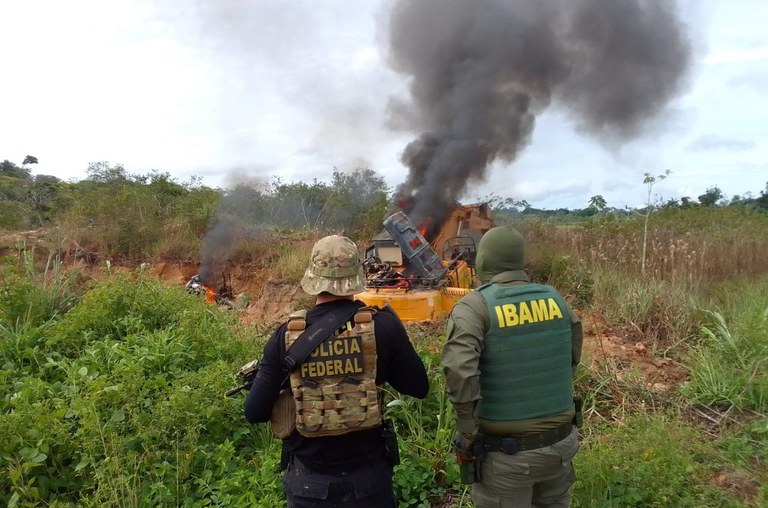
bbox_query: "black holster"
[381,419,400,467]
[280,444,290,471]
[458,435,485,484]
[573,396,583,428]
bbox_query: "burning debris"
[186,273,245,309]
[363,208,491,292]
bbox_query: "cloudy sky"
[1,0,766,210]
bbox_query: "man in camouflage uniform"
[245,235,428,507]
[441,226,583,507]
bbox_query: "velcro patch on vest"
[300,335,365,379]
[493,297,564,328]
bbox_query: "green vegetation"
[1,161,767,506]
[0,161,389,262]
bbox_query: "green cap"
[300,235,366,296]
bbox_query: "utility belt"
[280,419,399,473]
[481,422,573,455]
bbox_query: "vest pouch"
[269,388,296,439]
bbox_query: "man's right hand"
[451,432,476,464]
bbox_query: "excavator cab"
[442,236,478,268]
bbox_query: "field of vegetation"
[1,160,767,506]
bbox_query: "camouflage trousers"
[472,427,579,508]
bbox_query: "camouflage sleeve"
[440,292,487,437]
[566,302,583,375]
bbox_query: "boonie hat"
[300,235,366,296]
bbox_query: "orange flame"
[201,284,216,303]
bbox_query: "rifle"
[225,359,261,397]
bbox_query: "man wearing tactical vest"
[441,226,583,507]
[245,235,429,507]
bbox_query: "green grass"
[573,412,743,508]
[683,277,768,414]
[1,251,766,507]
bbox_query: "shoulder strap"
[282,300,361,373]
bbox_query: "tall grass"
[683,277,768,414]
[0,249,82,329]
[518,207,768,288]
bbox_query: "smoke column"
[197,220,237,286]
[387,0,692,228]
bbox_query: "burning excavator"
[357,203,494,321]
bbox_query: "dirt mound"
[151,261,198,284]
[240,278,302,327]
[147,262,303,327]
[581,313,689,392]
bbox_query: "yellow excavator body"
[358,268,474,321]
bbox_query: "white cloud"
[1,0,766,210]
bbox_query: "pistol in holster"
[458,435,485,484]
[573,396,584,428]
[381,419,400,467]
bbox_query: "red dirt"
[580,312,689,393]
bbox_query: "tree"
[587,195,607,211]
[22,155,38,165]
[86,161,127,183]
[0,160,32,179]
[641,169,671,276]
[757,182,768,210]
[698,186,724,207]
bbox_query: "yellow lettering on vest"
[548,298,563,319]
[306,362,317,377]
[348,338,361,354]
[531,299,549,321]
[332,340,344,355]
[315,361,325,377]
[518,301,532,324]
[352,358,363,373]
[300,363,309,378]
[345,358,355,373]
[333,359,343,375]
[495,306,505,328]
[310,348,320,358]
[503,304,519,327]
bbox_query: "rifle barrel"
[225,382,250,397]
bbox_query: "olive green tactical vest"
[478,283,573,421]
[285,308,381,437]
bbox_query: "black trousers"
[282,456,397,508]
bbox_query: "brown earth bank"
[2,229,690,392]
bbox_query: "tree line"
[2,157,766,239]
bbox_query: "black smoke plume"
[197,220,237,287]
[387,0,692,228]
